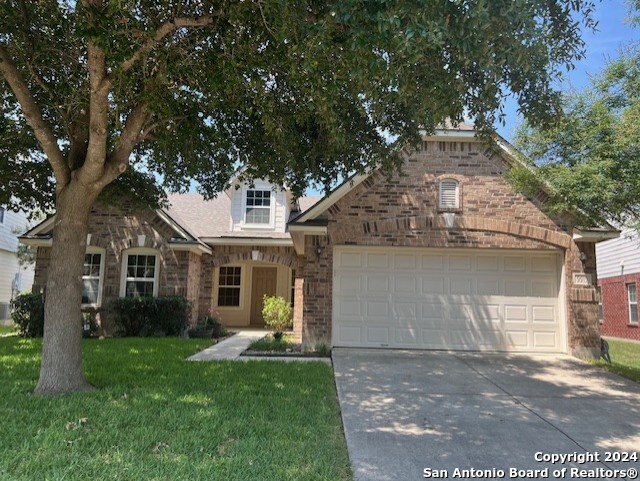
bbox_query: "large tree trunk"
[34,184,98,395]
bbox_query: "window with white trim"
[245,190,271,224]
[0,207,5,224]
[82,251,104,306]
[218,266,241,307]
[439,179,459,209]
[628,283,638,324]
[123,252,158,297]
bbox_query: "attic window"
[245,190,271,225]
[439,179,459,209]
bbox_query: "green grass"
[0,324,16,336]
[0,337,351,481]
[593,338,640,382]
[248,334,296,352]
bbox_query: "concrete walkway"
[187,329,266,361]
[333,349,640,481]
[187,329,331,363]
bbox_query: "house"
[0,207,35,321]
[21,125,617,357]
[596,229,640,341]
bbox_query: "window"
[218,266,241,307]
[245,190,271,225]
[82,252,103,306]
[0,207,5,224]
[439,180,459,209]
[291,269,296,308]
[122,252,158,297]
[628,283,638,324]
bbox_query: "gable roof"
[290,125,618,242]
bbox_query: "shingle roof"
[166,192,322,238]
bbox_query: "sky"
[497,0,639,140]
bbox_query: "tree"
[0,0,596,394]
[511,42,640,228]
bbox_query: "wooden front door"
[250,267,278,326]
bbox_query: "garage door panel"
[421,254,444,270]
[421,329,450,348]
[449,255,472,271]
[333,248,563,353]
[367,276,389,292]
[366,253,389,269]
[365,300,389,318]
[477,279,501,296]
[505,280,527,296]
[504,256,527,272]
[338,274,362,292]
[395,328,418,345]
[505,305,528,322]
[532,280,556,297]
[394,254,417,270]
[477,255,499,271]
[367,327,390,344]
[533,331,557,349]
[505,330,529,349]
[450,278,473,295]
[394,277,417,293]
[336,325,363,344]
[422,303,447,320]
[422,278,445,294]
[336,298,362,318]
[339,252,362,267]
[532,305,556,322]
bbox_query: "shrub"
[262,295,292,340]
[109,296,191,336]
[10,292,44,338]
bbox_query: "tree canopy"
[2,0,597,209]
[511,42,640,228]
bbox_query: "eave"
[201,237,294,247]
[572,228,620,243]
[19,235,53,247]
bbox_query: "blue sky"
[497,0,639,140]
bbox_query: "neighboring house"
[21,125,617,357]
[0,207,35,320]
[596,229,640,341]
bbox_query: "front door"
[250,267,278,326]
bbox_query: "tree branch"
[0,44,70,189]
[99,101,149,187]
[79,35,110,185]
[111,15,218,83]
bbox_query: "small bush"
[10,292,44,338]
[262,295,292,339]
[109,296,191,336]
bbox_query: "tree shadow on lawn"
[0,337,351,481]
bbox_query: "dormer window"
[245,190,271,225]
[439,179,459,209]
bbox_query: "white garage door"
[332,247,565,352]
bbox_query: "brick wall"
[300,140,600,355]
[33,203,203,334]
[600,273,640,341]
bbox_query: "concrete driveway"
[332,349,640,481]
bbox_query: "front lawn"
[0,337,351,481]
[594,338,640,382]
[0,324,16,336]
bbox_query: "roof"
[166,193,231,238]
[165,193,321,239]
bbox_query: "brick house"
[596,230,640,341]
[21,125,617,357]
